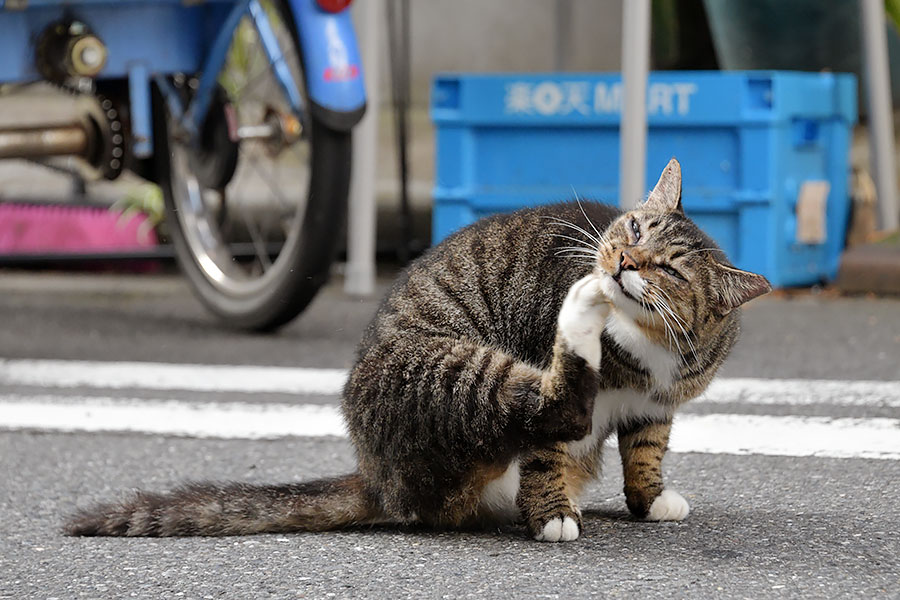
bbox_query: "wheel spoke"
[233,56,270,106]
[231,39,288,106]
[238,145,294,211]
[244,213,273,272]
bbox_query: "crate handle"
[432,78,461,111]
[792,118,821,147]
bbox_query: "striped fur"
[65,159,770,539]
[65,475,377,537]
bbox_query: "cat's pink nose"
[620,250,639,271]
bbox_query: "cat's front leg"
[617,420,689,521]
[513,275,608,542]
[517,444,582,542]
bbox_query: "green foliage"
[887,0,900,32]
[114,183,165,226]
[218,0,284,101]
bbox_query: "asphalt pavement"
[1,269,899,599]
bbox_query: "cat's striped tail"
[64,473,381,537]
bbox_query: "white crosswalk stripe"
[0,360,898,460]
[0,359,347,395]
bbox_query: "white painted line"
[0,396,898,459]
[0,359,347,396]
[0,396,346,439]
[701,378,900,408]
[669,413,900,460]
[1,359,898,407]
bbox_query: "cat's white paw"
[534,516,580,542]
[558,275,610,369]
[646,489,690,521]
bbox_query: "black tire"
[155,2,351,332]
[158,118,350,331]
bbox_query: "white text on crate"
[505,81,698,117]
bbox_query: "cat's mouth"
[599,270,647,312]
[611,272,640,302]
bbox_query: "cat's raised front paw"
[646,489,690,521]
[558,275,610,369]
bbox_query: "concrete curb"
[836,235,900,295]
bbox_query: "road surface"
[1,271,898,599]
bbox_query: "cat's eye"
[659,264,686,281]
[629,218,641,243]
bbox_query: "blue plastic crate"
[430,71,857,287]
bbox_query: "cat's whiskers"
[553,251,598,264]
[573,193,607,247]
[646,283,696,348]
[540,216,603,247]
[628,287,676,353]
[648,289,686,337]
[645,294,683,356]
[548,234,603,269]
[554,256,598,269]
[556,256,600,268]
[658,301,685,356]
[645,283,698,360]
[541,215,611,249]
[547,232,599,253]
[552,240,598,253]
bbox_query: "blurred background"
[2,0,899,313]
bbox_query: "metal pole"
[554,0,573,71]
[386,0,413,263]
[345,0,381,296]
[619,0,651,210]
[860,0,899,230]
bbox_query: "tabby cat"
[66,158,770,542]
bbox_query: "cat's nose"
[620,250,639,271]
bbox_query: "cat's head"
[594,158,771,341]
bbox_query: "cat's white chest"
[566,389,670,458]
[605,310,679,390]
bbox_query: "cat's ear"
[644,157,683,213]
[712,262,772,314]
